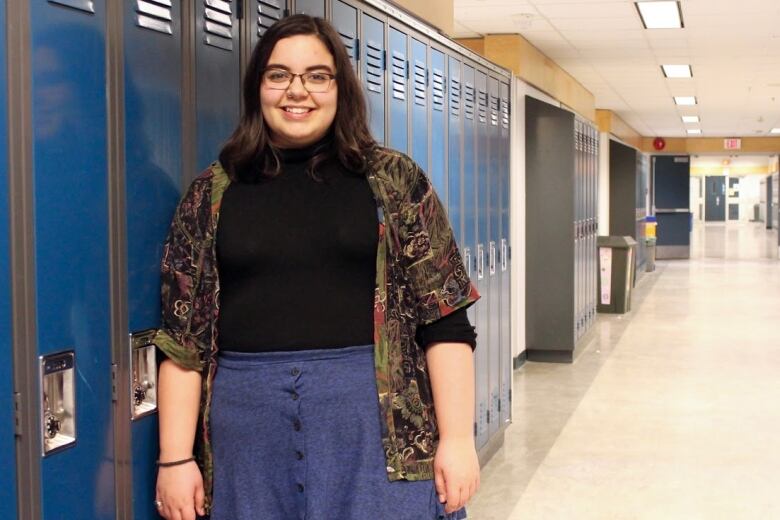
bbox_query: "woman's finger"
[434,467,447,503]
[194,483,206,516]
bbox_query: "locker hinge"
[382,49,387,70]
[283,8,290,17]
[473,422,477,437]
[486,410,490,423]
[236,0,244,20]
[405,60,409,80]
[355,38,360,62]
[509,388,512,402]
[14,393,22,436]
[497,399,501,412]
[111,363,118,403]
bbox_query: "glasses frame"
[261,68,336,93]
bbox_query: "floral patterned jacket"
[154,146,480,512]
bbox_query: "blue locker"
[30,2,114,518]
[498,81,511,427]
[486,76,500,437]
[361,13,386,144]
[0,1,17,516]
[124,1,184,517]
[196,0,241,172]
[388,27,408,153]
[253,0,285,49]
[447,56,462,244]
[331,0,358,69]
[410,38,428,172]
[462,64,487,449]
[294,0,325,17]
[430,48,447,199]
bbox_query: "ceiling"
[453,0,780,138]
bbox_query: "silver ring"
[154,499,163,509]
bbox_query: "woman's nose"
[286,75,308,97]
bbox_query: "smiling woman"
[154,13,480,520]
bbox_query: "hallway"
[469,222,780,519]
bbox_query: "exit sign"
[724,138,741,150]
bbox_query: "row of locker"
[525,97,599,363]
[0,0,512,518]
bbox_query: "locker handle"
[463,247,472,278]
[477,244,484,280]
[501,239,507,272]
[489,241,496,275]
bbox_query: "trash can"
[645,237,657,272]
[597,236,637,314]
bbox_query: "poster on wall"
[599,247,612,305]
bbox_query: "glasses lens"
[264,69,292,89]
[302,72,333,93]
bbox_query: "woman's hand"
[155,461,206,520]
[433,436,481,514]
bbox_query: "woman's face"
[260,35,338,148]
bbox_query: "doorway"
[705,175,726,221]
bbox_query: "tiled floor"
[467,222,780,520]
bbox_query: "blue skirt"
[210,344,468,520]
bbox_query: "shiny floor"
[468,221,780,520]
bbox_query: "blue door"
[448,56,462,245]
[123,1,184,517]
[30,2,114,517]
[410,37,428,172]
[705,176,726,221]
[430,48,446,199]
[331,0,358,69]
[388,27,408,153]
[361,13,386,144]
[0,1,17,516]
[653,155,691,258]
[486,76,500,437]
[498,80,511,427]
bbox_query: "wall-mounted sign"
[724,138,741,150]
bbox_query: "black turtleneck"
[216,141,476,352]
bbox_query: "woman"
[154,14,480,520]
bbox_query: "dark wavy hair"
[219,15,376,182]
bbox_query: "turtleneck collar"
[276,133,335,164]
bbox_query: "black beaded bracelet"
[156,456,195,467]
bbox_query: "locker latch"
[463,247,472,278]
[130,329,158,420]
[40,351,76,456]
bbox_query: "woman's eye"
[267,71,290,81]
[307,73,329,83]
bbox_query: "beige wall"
[640,137,780,154]
[393,0,454,36]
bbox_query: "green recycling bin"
[597,236,637,314]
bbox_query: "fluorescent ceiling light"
[771,128,780,134]
[682,116,700,123]
[662,64,692,78]
[636,1,684,29]
[687,129,701,135]
[674,96,697,106]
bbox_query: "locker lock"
[130,329,158,420]
[40,351,77,456]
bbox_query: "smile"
[283,107,313,114]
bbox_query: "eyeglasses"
[262,69,336,93]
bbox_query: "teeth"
[285,107,311,114]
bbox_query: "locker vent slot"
[413,60,426,106]
[477,89,487,124]
[432,69,445,112]
[257,0,283,38]
[136,0,174,35]
[48,0,95,13]
[338,29,357,62]
[500,98,510,128]
[463,82,474,120]
[364,41,384,94]
[490,94,499,126]
[449,77,461,117]
[391,51,406,101]
[205,0,234,51]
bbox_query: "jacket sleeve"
[397,157,481,325]
[153,183,208,372]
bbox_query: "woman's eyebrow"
[265,63,334,73]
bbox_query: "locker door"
[463,64,487,448]
[30,3,114,518]
[361,13,385,144]
[590,127,597,328]
[575,122,583,339]
[196,0,241,171]
[486,76,500,437]
[430,48,446,198]
[123,2,185,518]
[448,56,462,244]
[294,0,325,17]
[388,27,408,153]
[410,37,428,172]
[573,123,580,339]
[498,80,511,427]
[0,2,16,515]
[331,0,358,69]
[252,0,285,49]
